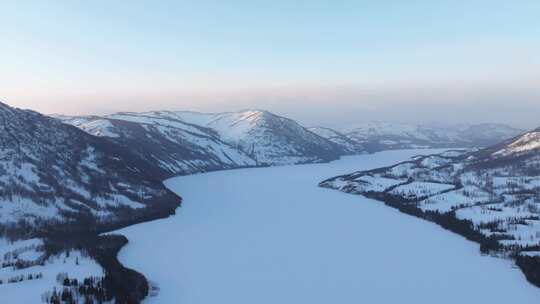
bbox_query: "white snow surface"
[389,181,455,199]
[116,150,540,304]
[0,246,103,303]
[352,175,406,192]
[419,186,491,212]
[493,131,540,156]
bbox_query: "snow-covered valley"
[116,150,540,304]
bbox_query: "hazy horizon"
[2,1,539,129]
[4,97,533,131]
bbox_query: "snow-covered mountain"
[56,113,257,176]
[320,126,540,287]
[307,126,367,154]
[174,110,344,165]
[58,110,522,171]
[0,102,180,237]
[312,122,523,152]
[59,110,343,167]
[457,123,527,147]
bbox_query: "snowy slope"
[59,111,521,168]
[308,126,366,154]
[57,112,256,176]
[457,123,527,147]
[60,110,344,167]
[321,143,540,252]
[182,110,343,165]
[0,102,179,235]
[0,238,103,303]
[172,110,345,165]
[492,128,540,157]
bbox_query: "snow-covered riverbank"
[116,150,540,303]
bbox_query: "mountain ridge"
[0,102,180,238]
[312,121,523,152]
[59,109,344,168]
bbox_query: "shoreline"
[348,189,540,288]
[115,150,540,303]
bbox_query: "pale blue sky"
[1,1,539,127]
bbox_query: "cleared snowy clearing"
[0,240,103,303]
[116,150,540,304]
[388,181,455,199]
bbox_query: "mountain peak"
[61,108,341,166]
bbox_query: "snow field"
[0,239,103,303]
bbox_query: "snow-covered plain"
[116,150,540,304]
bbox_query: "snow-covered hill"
[491,128,540,157]
[0,102,180,237]
[320,127,540,287]
[457,123,526,147]
[313,122,523,152]
[308,126,366,154]
[56,113,257,176]
[174,110,343,165]
[59,110,343,167]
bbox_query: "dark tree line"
[42,276,110,304]
[516,255,540,288]
[42,234,149,303]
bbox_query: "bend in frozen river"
[117,150,540,304]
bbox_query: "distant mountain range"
[57,110,342,170]
[59,111,524,172]
[310,121,523,153]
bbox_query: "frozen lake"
[117,150,540,303]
